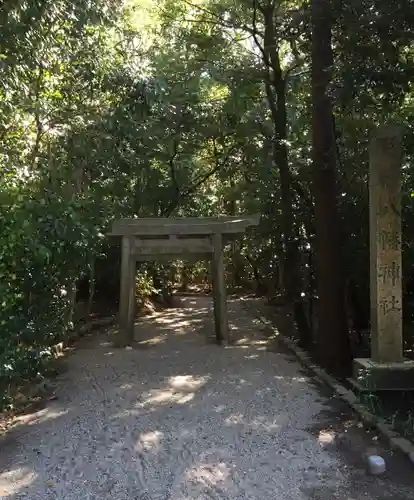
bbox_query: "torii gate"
[108,215,260,347]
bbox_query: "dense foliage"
[1,0,414,406]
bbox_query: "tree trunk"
[311,0,352,375]
[66,281,77,331]
[261,5,312,348]
[87,257,95,319]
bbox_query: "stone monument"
[353,125,414,390]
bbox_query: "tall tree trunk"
[259,4,312,348]
[87,256,96,319]
[311,0,352,375]
[226,179,241,290]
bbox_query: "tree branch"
[31,63,44,170]
[252,0,267,62]
[184,140,238,194]
[175,0,264,37]
[168,138,181,196]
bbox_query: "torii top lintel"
[108,215,260,237]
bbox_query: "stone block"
[351,358,414,391]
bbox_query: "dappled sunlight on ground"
[169,374,211,391]
[139,375,211,407]
[136,430,164,453]
[185,460,231,487]
[138,334,168,346]
[274,374,310,383]
[13,406,70,428]
[142,388,196,406]
[0,468,36,496]
[131,295,273,349]
[224,413,280,432]
[318,429,336,446]
[132,303,211,347]
[1,296,414,500]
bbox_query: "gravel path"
[0,296,413,499]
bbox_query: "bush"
[0,184,103,408]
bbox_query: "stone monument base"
[351,358,414,392]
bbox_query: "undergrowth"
[360,392,414,442]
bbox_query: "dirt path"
[0,296,413,499]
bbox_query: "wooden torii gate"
[108,215,260,347]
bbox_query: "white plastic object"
[366,455,386,475]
